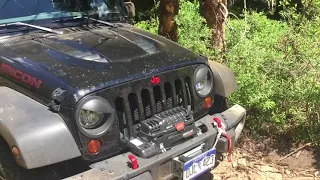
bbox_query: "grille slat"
[141,89,152,118]
[123,100,134,136]
[171,81,177,107]
[160,84,168,110]
[180,79,189,109]
[137,94,146,122]
[128,93,140,124]
[185,77,194,111]
[153,85,163,113]
[115,97,129,139]
[149,89,157,117]
[164,82,173,109]
[175,79,184,107]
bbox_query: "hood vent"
[133,38,158,55]
[65,50,109,63]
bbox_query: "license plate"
[183,148,216,180]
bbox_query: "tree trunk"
[158,0,179,42]
[200,0,227,51]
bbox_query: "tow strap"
[212,117,233,162]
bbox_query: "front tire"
[0,137,27,180]
[0,137,91,180]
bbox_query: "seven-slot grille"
[114,73,195,140]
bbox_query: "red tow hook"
[128,154,139,169]
[213,117,222,128]
[213,117,233,162]
[225,133,233,162]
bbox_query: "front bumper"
[65,104,246,180]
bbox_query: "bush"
[134,1,320,144]
[225,12,320,143]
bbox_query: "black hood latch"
[48,88,67,112]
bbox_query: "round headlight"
[194,65,214,97]
[75,96,114,138]
[79,109,104,129]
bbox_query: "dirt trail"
[211,138,320,180]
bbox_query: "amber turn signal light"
[205,97,212,109]
[88,139,102,154]
[12,146,20,158]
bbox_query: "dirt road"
[211,138,320,180]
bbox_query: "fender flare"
[208,61,237,97]
[0,87,81,169]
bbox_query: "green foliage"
[175,0,214,57]
[134,18,159,34]
[279,0,320,21]
[134,0,320,144]
[225,12,320,143]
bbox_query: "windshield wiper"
[0,22,63,35]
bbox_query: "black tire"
[0,137,92,180]
[0,137,27,180]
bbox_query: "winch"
[128,107,200,158]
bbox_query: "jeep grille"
[91,65,211,141]
[114,77,193,139]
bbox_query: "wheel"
[0,137,27,180]
[0,137,65,180]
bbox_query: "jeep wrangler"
[0,0,246,180]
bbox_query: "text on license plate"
[183,148,216,180]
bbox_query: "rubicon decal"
[150,76,160,85]
[0,63,42,89]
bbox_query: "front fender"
[209,61,237,97]
[0,87,81,169]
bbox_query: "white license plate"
[183,148,216,180]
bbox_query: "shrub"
[175,0,213,57]
[226,12,320,143]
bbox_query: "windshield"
[0,0,128,24]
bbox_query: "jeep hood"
[0,26,206,107]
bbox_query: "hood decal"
[0,62,42,89]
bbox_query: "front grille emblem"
[150,76,160,85]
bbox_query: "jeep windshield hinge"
[48,88,67,112]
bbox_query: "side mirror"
[124,1,136,18]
